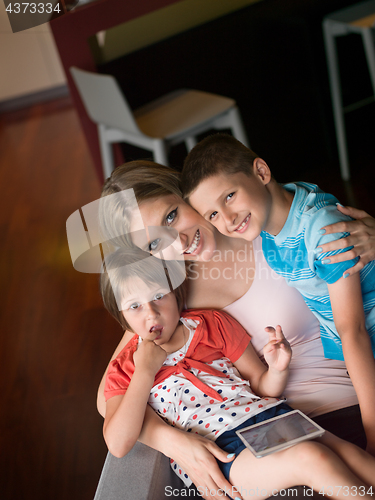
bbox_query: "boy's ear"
[252,158,272,185]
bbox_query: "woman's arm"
[234,326,291,397]
[328,273,375,455]
[319,206,375,276]
[97,329,134,417]
[139,406,240,500]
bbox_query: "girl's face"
[121,277,180,346]
[188,170,272,242]
[130,194,217,262]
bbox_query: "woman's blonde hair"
[99,161,182,246]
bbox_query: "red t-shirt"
[104,309,251,401]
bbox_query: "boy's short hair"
[100,247,187,331]
[181,134,259,200]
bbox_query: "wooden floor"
[0,98,123,500]
[1,96,374,500]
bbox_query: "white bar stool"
[323,0,375,180]
[70,67,250,180]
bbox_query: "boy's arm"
[328,274,375,455]
[97,329,134,418]
[234,326,291,397]
[103,338,166,457]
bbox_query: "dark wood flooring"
[0,97,123,500]
[1,89,374,499]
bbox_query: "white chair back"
[70,66,140,135]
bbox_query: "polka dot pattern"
[148,318,283,490]
[121,316,285,490]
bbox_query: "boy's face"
[121,277,180,346]
[188,163,272,242]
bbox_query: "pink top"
[224,237,358,417]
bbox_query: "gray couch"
[94,442,187,500]
[94,442,319,500]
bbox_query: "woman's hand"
[318,206,375,277]
[168,431,241,500]
[139,407,241,499]
[263,325,291,373]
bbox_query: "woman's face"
[130,194,217,262]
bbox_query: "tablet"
[235,409,325,458]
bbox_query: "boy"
[181,133,375,454]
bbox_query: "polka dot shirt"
[149,318,283,487]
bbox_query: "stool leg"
[153,140,169,166]
[98,125,115,179]
[213,107,250,148]
[185,136,197,152]
[227,107,250,148]
[323,19,350,181]
[362,28,375,95]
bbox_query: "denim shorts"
[215,403,292,480]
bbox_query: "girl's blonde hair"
[100,246,187,331]
[99,161,182,247]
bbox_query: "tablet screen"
[235,409,325,458]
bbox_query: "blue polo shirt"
[261,182,375,361]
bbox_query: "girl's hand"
[133,337,167,377]
[168,431,242,500]
[263,325,292,373]
[318,206,375,277]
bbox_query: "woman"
[97,160,375,498]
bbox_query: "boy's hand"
[133,336,167,377]
[318,205,375,277]
[263,325,292,373]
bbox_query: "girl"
[101,247,375,499]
